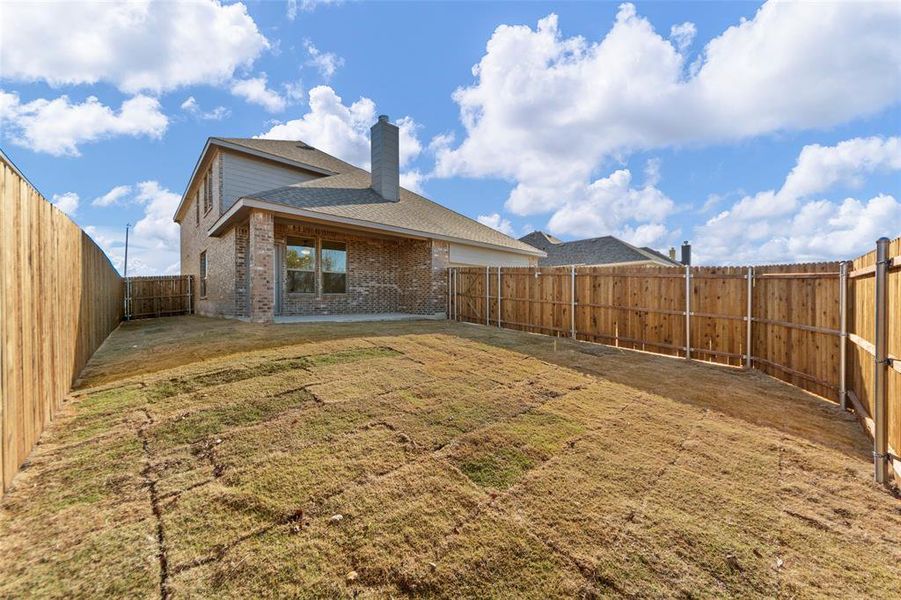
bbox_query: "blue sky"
[1,0,899,274]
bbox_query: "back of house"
[174,116,544,322]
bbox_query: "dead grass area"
[2,317,900,599]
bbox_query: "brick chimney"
[370,115,399,201]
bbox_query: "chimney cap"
[378,114,390,122]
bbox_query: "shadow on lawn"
[78,316,872,466]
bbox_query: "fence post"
[685,265,691,359]
[485,266,490,325]
[447,269,451,320]
[497,266,502,327]
[745,267,753,368]
[570,265,576,339]
[839,261,848,409]
[188,275,193,315]
[456,269,459,321]
[873,237,889,484]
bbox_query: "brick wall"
[183,170,451,321]
[248,210,275,322]
[179,151,236,317]
[274,222,417,316]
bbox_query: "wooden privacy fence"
[125,275,194,319]
[845,237,901,483]
[1,152,123,493]
[449,240,900,485]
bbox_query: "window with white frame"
[286,237,315,293]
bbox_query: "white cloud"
[131,181,180,248]
[0,91,168,156]
[643,157,661,187]
[92,184,133,207]
[544,169,675,245]
[669,21,696,53]
[180,96,230,121]
[434,2,901,239]
[288,0,342,18]
[477,213,515,237]
[230,75,288,113]
[258,85,424,171]
[85,180,182,275]
[694,137,901,264]
[780,136,901,201]
[51,192,79,216]
[0,0,269,94]
[283,81,306,103]
[304,40,344,80]
[400,170,426,194]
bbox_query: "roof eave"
[208,197,546,258]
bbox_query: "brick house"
[173,116,544,322]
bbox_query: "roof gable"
[179,137,543,256]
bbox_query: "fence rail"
[124,275,193,319]
[1,152,123,493]
[450,240,900,486]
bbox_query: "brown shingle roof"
[214,138,358,175]
[518,231,679,266]
[244,166,541,255]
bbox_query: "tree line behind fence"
[449,240,900,485]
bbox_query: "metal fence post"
[497,266,502,327]
[453,268,458,321]
[485,265,490,325]
[745,267,753,369]
[839,261,848,409]
[570,265,576,339]
[447,268,451,320]
[873,237,889,484]
[685,265,691,359]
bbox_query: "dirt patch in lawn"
[2,318,899,599]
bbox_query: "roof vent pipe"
[681,241,692,266]
[370,115,399,202]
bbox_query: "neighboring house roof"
[518,231,681,267]
[520,231,562,248]
[640,246,681,265]
[188,137,543,257]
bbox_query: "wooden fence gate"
[124,275,194,319]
